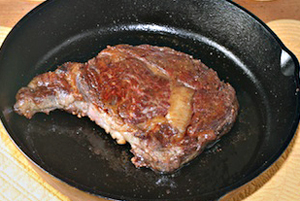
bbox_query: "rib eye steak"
[14,44,238,173]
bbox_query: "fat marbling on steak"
[14,44,238,173]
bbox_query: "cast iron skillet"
[0,0,299,200]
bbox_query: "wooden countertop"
[0,0,299,200]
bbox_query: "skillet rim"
[0,0,299,200]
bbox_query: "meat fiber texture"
[14,44,238,173]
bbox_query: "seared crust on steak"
[14,44,238,172]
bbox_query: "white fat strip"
[166,85,195,134]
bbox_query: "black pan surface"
[0,0,299,200]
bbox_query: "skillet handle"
[280,49,299,77]
[266,20,300,78]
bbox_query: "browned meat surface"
[14,44,238,173]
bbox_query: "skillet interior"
[0,0,299,200]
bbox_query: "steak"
[14,44,238,173]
